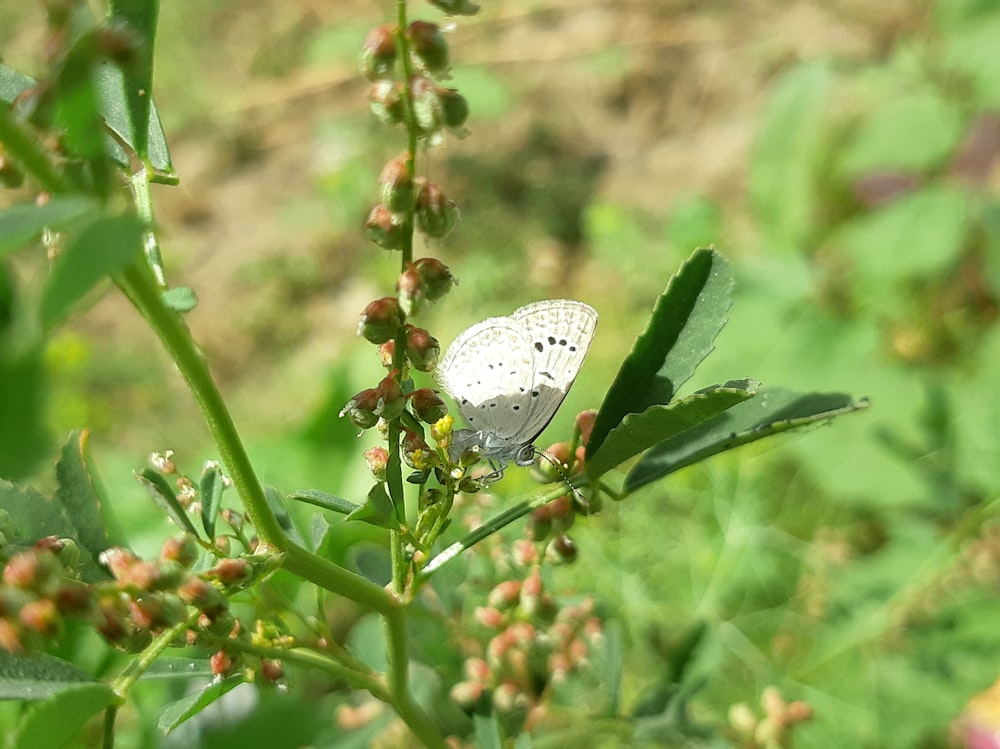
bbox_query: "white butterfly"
[437,299,598,477]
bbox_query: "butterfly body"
[437,299,598,477]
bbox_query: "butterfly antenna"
[535,448,590,510]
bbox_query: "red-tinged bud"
[3,552,44,589]
[33,535,63,553]
[402,428,436,470]
[786,701,813,723]
[397,265,425,316]
[19,599,60,636]
[405,325,440,372]
[546,534,577,564]
[463,657,492,683]
[340,388,380,429]
[410,388,448,424]
[0,618,23,653]
[160,535,200,568]
[428,0,480,16]
[220,509,244,533]
[407,21,449,75]
[761,686,785,718]
[492,682,523,714]
[378,340,396,368]
[368,80,406,125]
[359,296,404,344]
[211,649,234,677]
[365,203,407,250]
[414,257,458,299]
[438,88,469,131]
[261,658,284,683]
[507,621,536,646]
[415,183,459,239]
[410,75,440,134]
[117,560,162,593]
[199,610,237,636]
[363,446,389,481]
[208,558,250,585]
[99,547,138,581]
[55,581,91,614]
[574,409,597,445]
[214,535,231,555]
[360,24,397,81]
[568,636,589,664]
[150,450,176,474]
[450,680,486,709]
[379,154,415,213]
[130,593,186,630]
[488,580,522,609]
[475,606,505,629]
[526,511,552,542]
[376,374,406,420]
[511,539,539,567]
[486,630,516,664]
[548,651,572,683]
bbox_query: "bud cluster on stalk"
[450,561,604,731]
[728,686,814,748]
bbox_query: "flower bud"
[261,658,284,682]
[487,580,522,610]
[363,446,389,481]
[438,87,469,131]
[360,24,397,81]
[450,680,487,710]
[511,539,539,567]
[365,204,407,250]
[208,558,251,585]
[545,533,578,564]
[129,592,186,630]
[397,265,425,316]
[574,409,597,446]
[475,606,505,629]
[378,340,396,368]
[0,618,24,654]
[407,21,449,75]
[368,80,405,125]
[492,682,524,714]
[409,75,440,134]
[414,257,458,300]
[379,154,414,213]
[211,648,234,677]
[340,388,380,429]
[402,429,435,470]
[160,535,199,568]
[3,551,51,590]
[19,599,60,636]
[177,577,227,615]
[358,296,404,344]
[376,374,406,421]
[410,388,448,424]
[405,325,440,372]
[415,183,459,239]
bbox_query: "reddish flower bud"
[410,388,448,424]
[160,535,199,567]
[379,154,415,213]
[397,265,425,316]
[409,75,440,134]
[487,580,522,610]
[450,680,486,709]
[211,649,234,677]
[511,539,539,567]
[340,390,379,429]
[492,682,523,714]
[378,340,396,368]
[129,593,186,630]
[414,257,458,300]
[405,325,440,372]
[3,552,46,590]
[358,296,404,344]
[208,558,250,585]
[463,657,492,683]
[19,598,60,636]
[368,80,406,125]
[117,560,162,593]
[407,21,449,75]
[546,533,578,564]
[177,577,225,612]
[360,24,397,81]
[574,409,597,446]
[99,547,139,581]
[402,428,436,470]
[415,183,459,239]
[365,204,407,250]
[0,618,23,654]
[55,581,91,614]
[362,446,389,481]
[438,87,469,131]
[376,374,406,421]
[261,658,284,682]
[475,606,505,629]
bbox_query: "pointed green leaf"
[587,379,757,480]
[107,0,160,160]
[264,485,303,543]
[54,430,113,562]
[137,657,214,680]
[0,346,50,480]
[157,675,243,733]
[135,468,199,536]
[198,462,224,538]
[13,682,114,749]
[0,651,96,700]
[288,489,361,515]
[346,484,396,529]
[40,213,146,329]
[624,388,870,493]
[0,63,34,103]
[472,714,505,749]
[588,248,734,461]
[0,197,100,258]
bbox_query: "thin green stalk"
[102,705,118,749]
[110,620,190,697]
[128,168,167,286]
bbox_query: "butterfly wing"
[509,300,598,443]
[437,316,536,441]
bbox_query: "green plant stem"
[383,608,446,748]
[0,102,72,193]
[394,0,417,266]
[102,705,118,749]
[110,620,191,697]
[128,167,167,286]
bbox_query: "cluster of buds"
[728,686,814,749]
[450,561,603,731]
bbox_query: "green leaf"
[942,16,1000,107]
[587,248,734,462]
[13,682,114,749]
[587,379,758,480]
[107,0,160,160]
[837,92,962,177]
[0,197,99,258]
[162,286,198,312]
[198,462,224,539]
[345,484,396,529]
[264,485,303,543]
[0,63,35,104]
[157,675,243,733]
[472,714,505,749]
[40,213,146,329]
[749,62,832,254]
[0,651,96,700]
[624,387,870,493]
[54,430,113,563]
[135,468,199,536]
[288,489,361,515]
[0,346,50,481]
[138,657,213,680]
